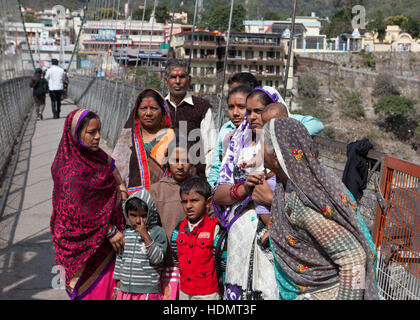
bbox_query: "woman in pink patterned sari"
[51,109,126,300]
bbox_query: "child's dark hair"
[227,72,258,89]
[227,84,252,102]
[125,197,149,213]
[179,176,211,199]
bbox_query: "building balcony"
[185,54,219,61]
[229,41,281,48]
[227,56,284,64]
[183,41,218,48]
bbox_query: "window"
[245,50,254,59]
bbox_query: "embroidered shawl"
[267,117,378,300]
[50,109,123,284]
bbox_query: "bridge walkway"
[0,97,82,299]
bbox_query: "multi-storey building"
[226,32,286,90]
[79,17,168,72]
[4,21,75,69]
[172,30,225,94]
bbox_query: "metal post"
[16,0,36,71]
[216,0,234,129]
[187,0,199,75]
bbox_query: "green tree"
[366,10,386,41]
[205,3,246,32]
[154,5,171,23]
[133,7,153,21]
[384,15,408,27]
[401,16,420,38]
[23,13,39,23]
[263,12,281,21]
[374,95,418,141]
[132,5,169,23]
[321,10,353,38]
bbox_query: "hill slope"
[22,0,420,20]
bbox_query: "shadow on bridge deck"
[0,98,79,300]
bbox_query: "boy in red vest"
[171,176,226,300]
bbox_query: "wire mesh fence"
[0,0,35,179]
[0,77,34,179]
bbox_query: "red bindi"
[147,99,152,107]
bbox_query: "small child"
[149,136,195,300]
[113,190,168,300]
[171,177,227,300]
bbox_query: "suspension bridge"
[0,0,419,300]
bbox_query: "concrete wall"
[295,52,420,105]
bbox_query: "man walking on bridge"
[45,59,65,119]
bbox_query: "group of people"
[50,58,378,300]
[31,59,69,121]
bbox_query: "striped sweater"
[113,226,168,294]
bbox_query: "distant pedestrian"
[113,190,168,300]
[62,69,70,100]
[30,68,48,120]
[45,59,65,119]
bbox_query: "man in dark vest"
[164,58,217,177]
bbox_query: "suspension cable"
[160,0,176,93]
[144,0,158,87]
[187,0,199,75]
[132,0,148,86]
[16,0,36,71]
[283,0,298,99]
[216,0,234,129]
[67,1,90,72]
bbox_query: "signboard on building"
[138,50,163,58]
[91,30,116,41]
[80,60,91,68]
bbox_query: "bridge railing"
[68,75,139,148]
[0,77,33,178]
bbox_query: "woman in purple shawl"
[212,86,283,300]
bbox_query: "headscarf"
[113,88,173,193]
[50,109,123,284]
[122,189,160,230]
[213,86,285,230]
[267,117,377,300]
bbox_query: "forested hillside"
[21,0,420,21]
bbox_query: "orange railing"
[373,155,420,299]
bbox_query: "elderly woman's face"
[137,96,163,131]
